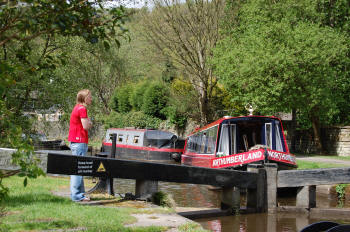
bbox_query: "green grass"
[312,155,350,161]
[297,160,346,169]
[295,153,350,160]
[0,176,167,232]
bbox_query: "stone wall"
[283,123,350,156]
[322,126,350,156]
[33,120,105,141]
[0,148,48,173]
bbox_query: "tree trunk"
[310,113,325,154]
[198,85,209,125]
[290,109,297,153]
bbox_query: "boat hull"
[182,149,297,170]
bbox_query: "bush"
[142,83,169,119]
[163,106,187,129]
[103,111,162,129]
[109,85,133,113]
[130,81,148,111]
[152,191,176,208]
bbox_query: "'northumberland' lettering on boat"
[267,150,296,164]
[211,149,264,168]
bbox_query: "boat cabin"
[181,116,297,169]
[101,128,185,162]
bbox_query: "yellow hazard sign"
[97,162,106,172]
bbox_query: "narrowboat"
[101,128,185,162]
[181,115,297,170]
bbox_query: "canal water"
[112,178,350,232]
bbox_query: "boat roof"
[190,115,282,135]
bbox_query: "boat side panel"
[103,144,180,161]
[181,154,214,168]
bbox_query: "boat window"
[185,125,218,154]
[194,133,202,152]
[186,133,201,153]
[107,132,117,143]
[217,124,229,157]
[243,134,249,151]
[186,136,195,152]
[118,134,123,143]
[265,123,272,149]
[230,124,237,154]
[133,136,139,144]
[206,126,218,154]
[275,123,284,152]
[200,133,207,153]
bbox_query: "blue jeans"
[70,142,88,201]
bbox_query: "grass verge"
[0,176,168,232]
[297,160,346,169]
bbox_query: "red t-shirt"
[68,104,89,143]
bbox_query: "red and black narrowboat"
[181,115,297,170]
[101,128,185,162]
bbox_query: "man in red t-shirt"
[68,89,92,202]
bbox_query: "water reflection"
[112,179,350,232]
[197,213,350,232]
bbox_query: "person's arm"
[81,117,92,130]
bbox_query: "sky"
[104,0,149,8]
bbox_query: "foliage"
[0,97,44,202]
[170,77,200,121]
[335,184,348,207]
[152,191,176,208]
[110,84,133,113]
[0,0,127,47]
[335,184,347,200]
[0,0,128,201]
[103,111,162,129]
[51,36,130,116]
[142,82,169,119]
[130,81,149,111]
[162,59,177,83]
[213,0,350,152]
[118,8,168,82]
[164,106,188,130]
[0,177,9,203]
[142,0,226,124]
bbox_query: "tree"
[213,0,350,153]
[0,0,128,200]
[141,0,226,124]
[50,36,129,116]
